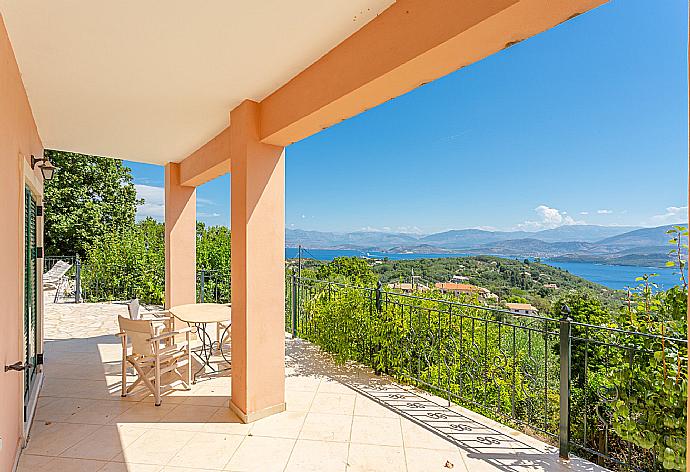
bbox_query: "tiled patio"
[17,297,604,472]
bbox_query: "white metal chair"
[117,315,192,406]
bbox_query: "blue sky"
[129,0,688,234]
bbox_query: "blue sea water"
[284,248,682,290]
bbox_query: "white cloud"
[395,226,425,234]
[651,206,688,224]
[516,205,582,230]
[197,196,216,206]
[135,184,164,221]
[597,209,613,214]
[579,211,589,215]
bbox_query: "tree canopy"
[44,150,140,257]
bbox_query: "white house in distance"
[506,302,539,316]
[388,282,429,293]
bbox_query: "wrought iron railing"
[197,269,231,303]
[47,255,230,305]
[285,274,687,472]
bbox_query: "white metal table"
[169,303,231,382]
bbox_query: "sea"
[284,248,683,291]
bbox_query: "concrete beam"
[259,0,607,146]
[179,126,231,187]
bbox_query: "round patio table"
[169,303,231,382]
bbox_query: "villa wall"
[0,14,44,472]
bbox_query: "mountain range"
[286,224,685,267]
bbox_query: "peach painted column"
[229,100,286,422]
[164,163,197,309]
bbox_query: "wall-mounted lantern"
[30,154,57,181]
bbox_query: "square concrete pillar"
[229,100,286,422]
[164,162,197,309]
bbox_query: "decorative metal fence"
[197,269,231,304]
[46,255,230,306]
[285,274,687,472]
[44,255,77,272]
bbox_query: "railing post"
[199,269,205,303]
[74,254,81,304]
[375,281,382,313]
[291,272,298,338]
[559,304,572,460]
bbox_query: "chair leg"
[120,335,128,397]
[154,347,162,406]
[185,333,192,389]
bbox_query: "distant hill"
[288,225,639,250]
[471,238,597,257]
[596,224,678,248]
[286,224,684,267]
[535,225,640,242]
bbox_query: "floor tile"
[114,429,195,465]
[353,396,399,419]
[16,454,54,472]
[405,446,467,472]
[60,424,148,461]
[21,456,108,472]
[169,432,243,470]
[99,462,163,472]
[202,407,253,435]
[108,402,177,425]
[284,439,348,472]
[299,412,352,442]
[347,443,406,472]
[223,436,295,472]
[34,397,99,422]
[310,392,356,415]
[24,421,101,456]
[284,389,316,412]
[250,410,306,439]
[317,379,355,395]
[350,415,402,446]
[65,399,135,425]
[401,419,458,451]
[150,404,219,432]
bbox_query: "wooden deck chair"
[126,299,173,341]
[116,315,192,406]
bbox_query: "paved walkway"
[17,297,605,472]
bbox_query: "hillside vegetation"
[292,255,619,314]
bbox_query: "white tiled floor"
[17,297,606,472]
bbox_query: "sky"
[128,0,688,235]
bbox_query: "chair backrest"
[43,261,65,277]
[44,261,71,279]
[118,315,156,356]
[127,299,140,320]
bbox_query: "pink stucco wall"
[0,14,43,472]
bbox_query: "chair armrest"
[139,313,171,321]
[144,309,171,315]
[148,327,192,342]
[115,331,126,337]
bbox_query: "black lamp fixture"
[30,154,57,181]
